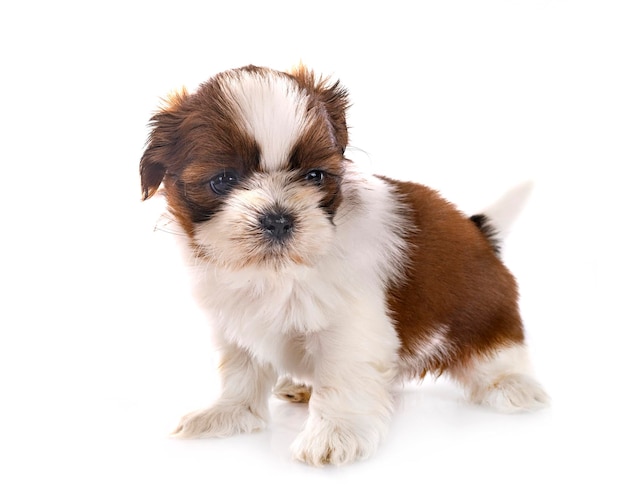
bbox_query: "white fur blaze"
[222,71,309,171]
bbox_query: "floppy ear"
[289,64,351,153]
[139,89,189,200]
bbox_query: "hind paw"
[273,377,312,403]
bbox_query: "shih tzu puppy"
[139,64,548,466]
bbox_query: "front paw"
[171,402,267,439]
[291,418,380,466]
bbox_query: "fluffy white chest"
[191,261,359,377]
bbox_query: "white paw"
[474,373,550,412]
[171,401,267,438]
[291,418,380,466]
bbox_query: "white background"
[1,1,625,494]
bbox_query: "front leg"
[172,342,276,438]
[291,314,399,466]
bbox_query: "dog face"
[140,65,350,270]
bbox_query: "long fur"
[140,64,548,466]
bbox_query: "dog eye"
[209,171,239,195]
[304,169,325,185]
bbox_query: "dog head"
[140,65,350,270]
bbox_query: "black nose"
[260,211,294,240]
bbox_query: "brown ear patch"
[139,88,190,200]
[289,64,350,153]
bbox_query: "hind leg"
[450,343,549,412]
[273,376,312,403]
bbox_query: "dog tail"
[470,181,534,255]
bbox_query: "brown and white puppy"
[140,64,548,466]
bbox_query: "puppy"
[140,64,548,466]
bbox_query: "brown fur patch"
[382,178,524,376]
